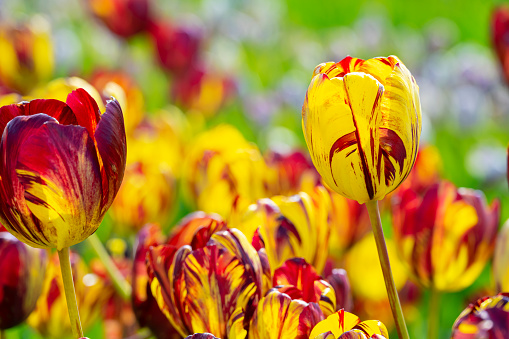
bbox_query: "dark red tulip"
[492,6,509,84]
[326,268,353,312]
[0,229,47,329]
[452,293,509,339]
[0,88,127,249]
[87,0,151,38]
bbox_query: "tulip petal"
[14,120,103,249]
[309,310,360,339]
[185,334,221,339]
[94,98,127,215]
[65,88,101,139]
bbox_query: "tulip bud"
[326,269,353,312]
[182,125,267,219]
[0,88,127,249]
[27,252,107,337]
[0,230,47,329]
[492,6,509,85]
[392,181,500,292]
[0,17,54,94]
[451,293,509,339]
[87,0,151,38]
[302,55,421,203]
[493,219,509,292]
[310,309,389,339]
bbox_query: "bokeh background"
[1,0,509,338]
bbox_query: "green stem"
[0,329,5,339]
[428,287,441,339]
[365,200,410,339]
[87,233,131,300]
[57,247,84,338]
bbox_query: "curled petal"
[65,88,101,139]
[185,334,221,339]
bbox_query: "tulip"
[492,6,509,85]
[149,21,202,75]
[310,309,389,339]
[132,224,179,339]
[27,252,107,338]
[302,55,421,339]
[0,17,54,94]
[493,219,509,292]
[147,228,265,338]
[186,335,221,339]
[264,149,319,196]
[87,0,151,38]
[392,181,499,338]
[451,293,509,339]
[109,161,176,234]
[0,88,126,337]
[0,229,47,330]
[182,125,267,219]
[238,191,329,274]
[172,66,235,117]
[0,88,126,250]
[273,258,336,317]
[325,268,353,312]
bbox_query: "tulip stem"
[428,287,441,339]
[57,247,84,339]
[87,233,131,300]
[365,200,410,339]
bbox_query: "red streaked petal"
[16,121,103,250]
[185,334,221,339]
[166,211,226,249]
[94,98,127,215]
[65,88,101,139]
[273,258,321,302]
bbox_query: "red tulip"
[0,229,47,329]
[492,6,509,84]
[0,88,127,249]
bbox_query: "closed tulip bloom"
[492,6,509,85]
[0,17,54,94]
[310,309,389,339]
[0,88,127,249]
[87,0,151,38]
[392,181,500,291]
[147,228,265,338]
[325,269,353,312]
[28,252,107,337]
[451,293,509,339]
[238,191,329,274]
[493,220,509,292]
[0,229,47,329]
[302,55,421,203]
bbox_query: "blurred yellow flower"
[310,309,389,339]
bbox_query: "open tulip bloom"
[0,88,127,338]
[302,55,422,339]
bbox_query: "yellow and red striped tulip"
[493,219,509,292]
[147,228,265,338]
[27,252,107,338]
[0,88,127,249]
[392,181,500,292]
[0,228,47,330]
[238,191,329,274]
[183,125,268,219]
[110,161,176,234]
[310,309,389,339]
[302,55,421,204]
[0,17,54,94]
[451,293,509,339]
[87,0,151,38]
[132,224,179,339]
[273,258,336,317]
[248,288,324,339]
[311,184,371,260]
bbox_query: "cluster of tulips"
[0,1,509,339]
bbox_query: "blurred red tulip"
[325,268,353,312]
[492,6,509,84]
[451,293,509,339]
[149,21,202,75]
[0,229,47,329]
[0,89,127,249]
[87,0,151,38]
[392,181,500,292]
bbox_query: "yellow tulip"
[302,56,421,204]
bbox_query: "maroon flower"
[0,88,127,249]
